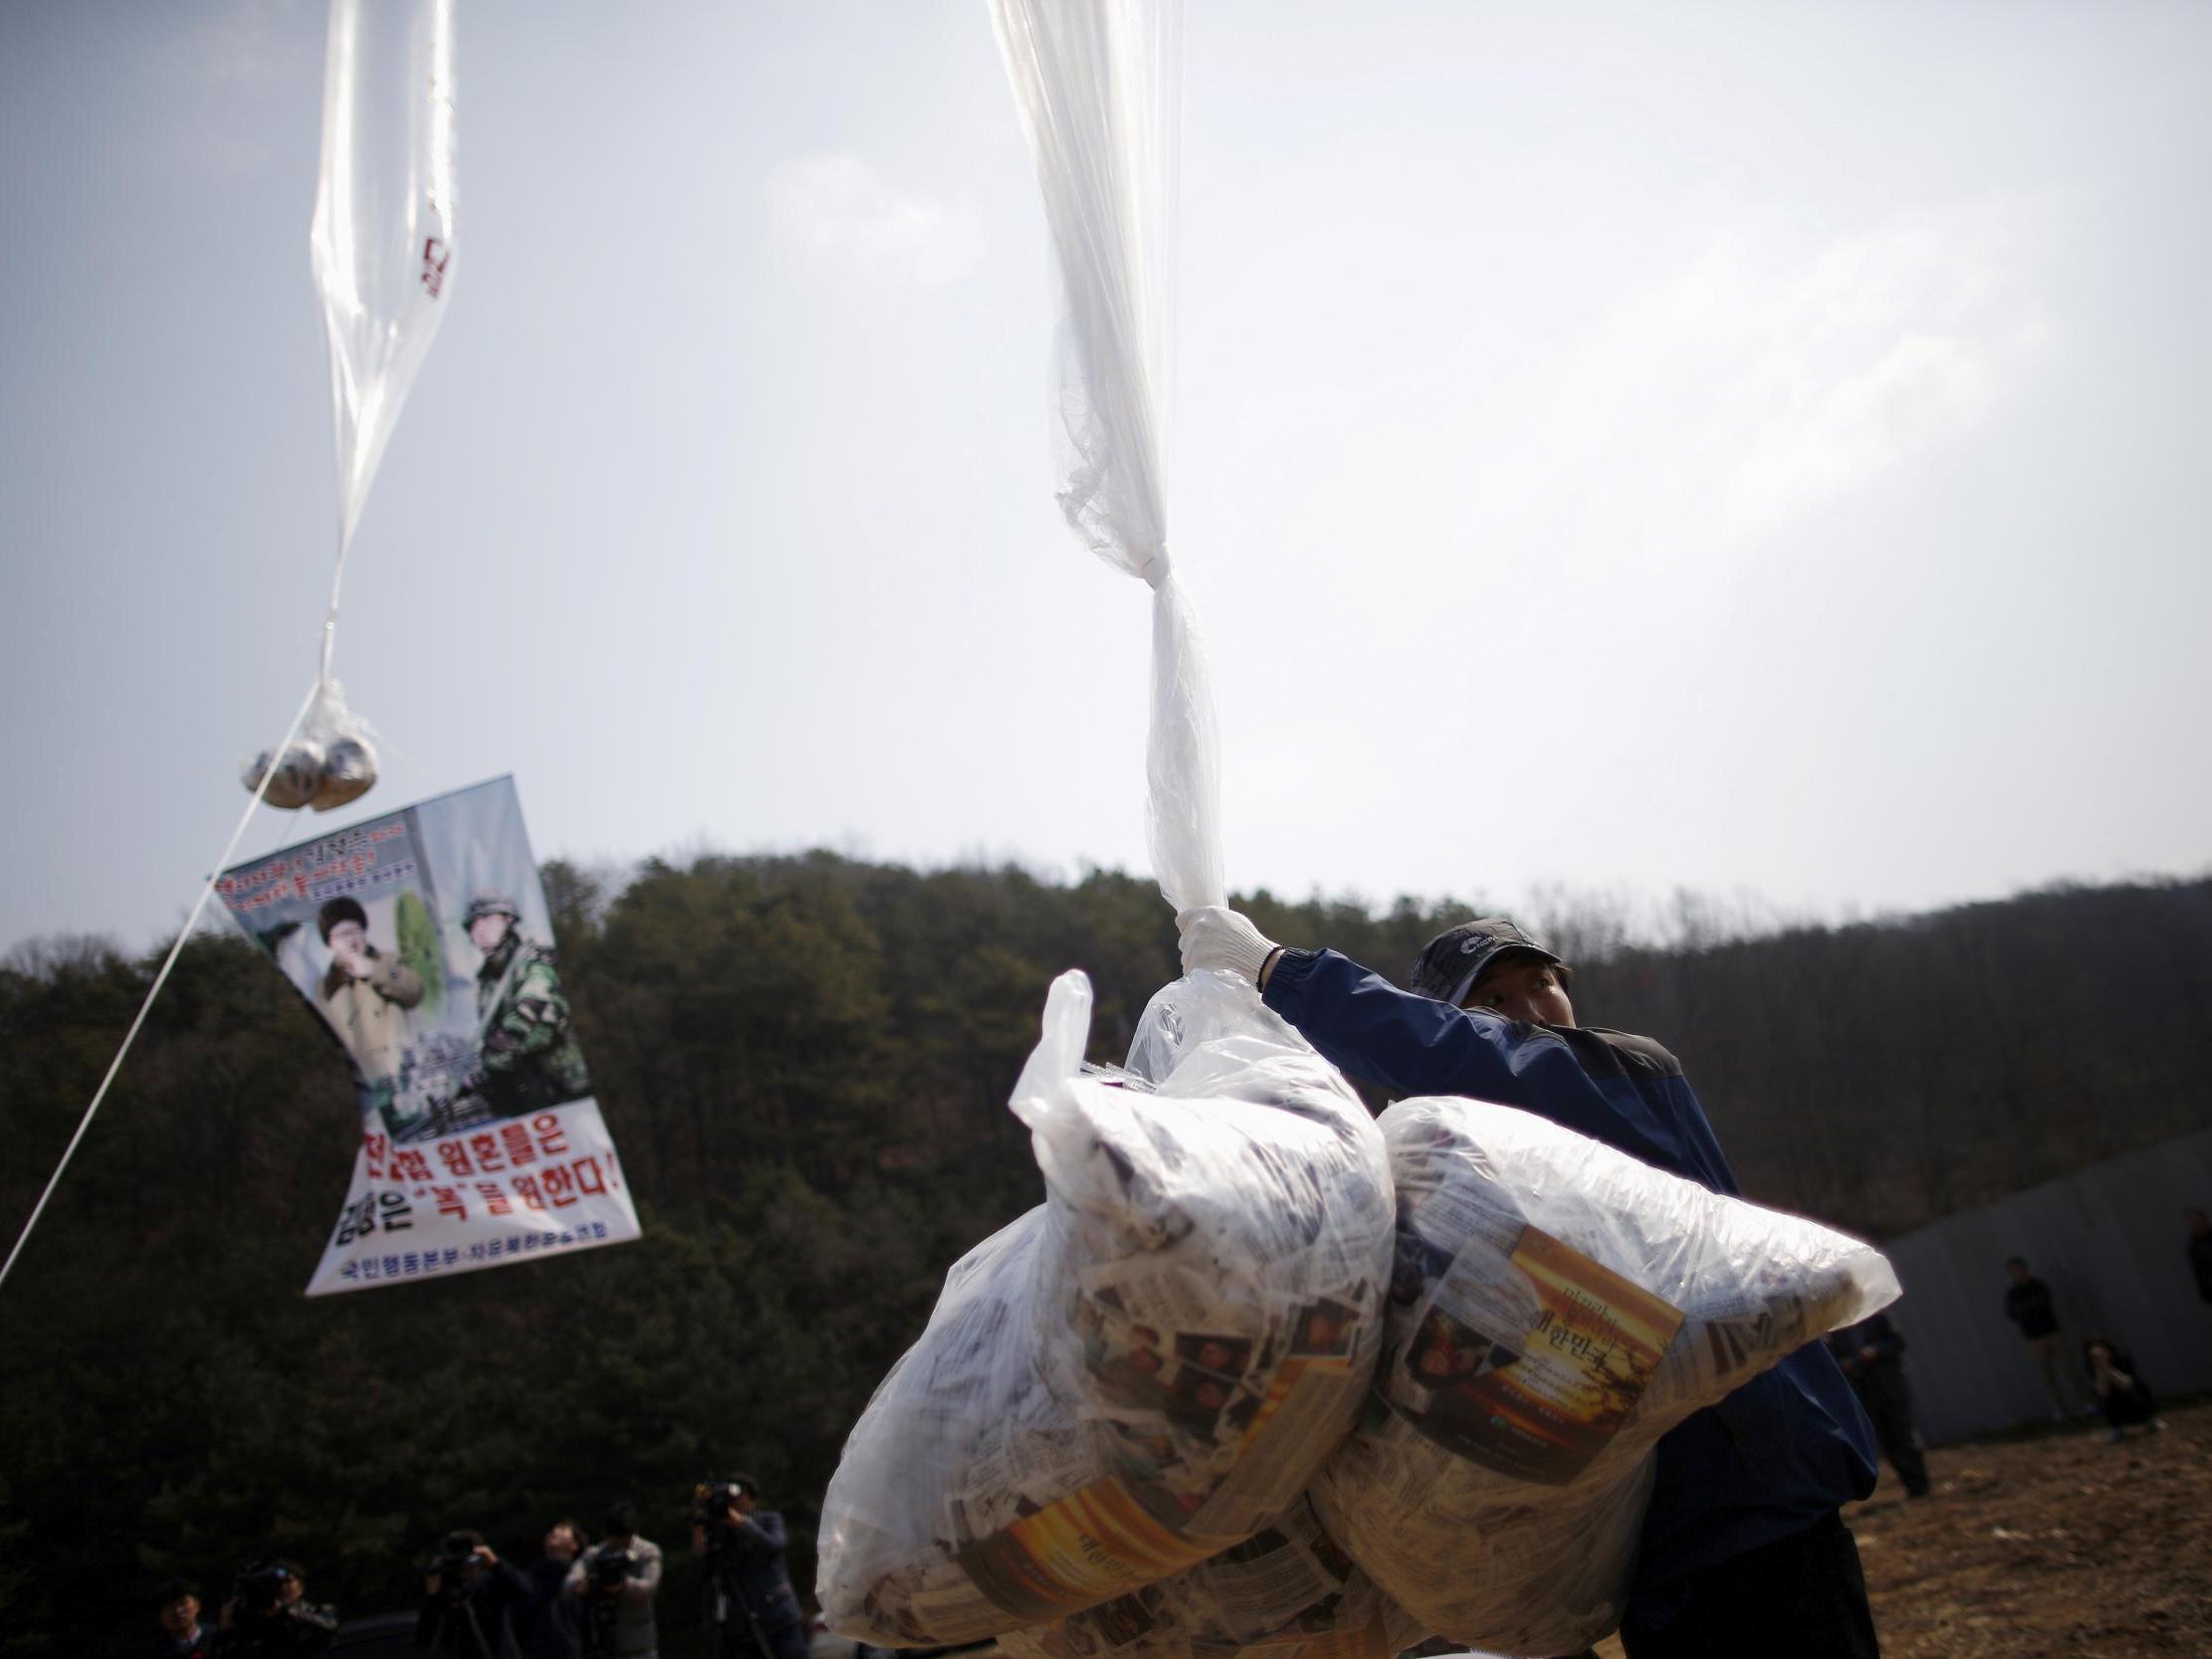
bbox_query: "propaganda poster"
[216,775,639,1295]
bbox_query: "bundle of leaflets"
[817,972,1395,1646]
[997,1496,1422,1659]
[1310,1097,1899,1655]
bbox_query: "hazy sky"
[4,0,2208,956]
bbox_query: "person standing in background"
[564,1503,661,1659]
[153,1580,214,1659]
[2002,1257,2081,1421]
[1825,1312,1931,1499]
[519,1521,587,1659]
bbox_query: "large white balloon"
[312,0,458,587]
[247,0,454,810]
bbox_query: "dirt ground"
[1591,1396,2212,1658]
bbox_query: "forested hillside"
[3,856,2206,1652]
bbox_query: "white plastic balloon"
[994,0,1220,916]
[245,0,454,810]
[311,0,458,601]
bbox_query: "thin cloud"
[1712,199,2057,538]
[1403,193,2062,569]
[766,153,985,289]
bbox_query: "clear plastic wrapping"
[241,678,380,812]
[816,971,1395,1646]
[1310,1097,1900,1655]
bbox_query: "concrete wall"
[1878,1128,2212,1443]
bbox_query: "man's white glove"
[1177,907,1280,987]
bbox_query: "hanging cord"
[317,516,353,688]
[0,678,321,1296]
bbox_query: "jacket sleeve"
[623,1542,662,1603]
[364,950,425,1008]
[291,1606,338,1651]
[1262,948,1669,1154]
[491,1558,532,1607]
[738,1511,787,1557]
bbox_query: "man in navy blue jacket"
[1179,907,1883,1659]
[693,1477,809,1659]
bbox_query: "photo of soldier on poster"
[459,892,590,1117]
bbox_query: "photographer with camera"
[211,1560,335,1658]
[691,1477,808,1659]
[414,1529,532,1658]
[562,1502,662,1659]
[517,1521,588,1659]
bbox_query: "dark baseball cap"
[1409,919,1561,1006]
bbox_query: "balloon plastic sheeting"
[311,0,457,581]
[993,0,1221,916]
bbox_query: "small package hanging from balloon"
[241,0,456,810]
[241,679,380,811]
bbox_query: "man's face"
[1461,955,1575,1027]
[327,919,368,966]
[2189,1211,2210,1239]
[160,1595,200,1635]
[470,913,512,952]
[2008,1261,2032,1283]
[546,1525,580,1561]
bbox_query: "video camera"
[430,1532,484,1599]
[234,1561,296,1614]
[588,1548,637,1593]
[692,1478,755,1553]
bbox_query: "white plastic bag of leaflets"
[1309,1099,1903,1656]
[813,971,1395,1646]
[244,0,458,811]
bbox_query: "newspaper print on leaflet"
[997,1497,1416,1659]
[216,774,640,1295]
[952,1284,1375,1627]
[1393,1225,1683,1484]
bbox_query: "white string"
[0,679,322,1296]
[366,721,435,796]
[318,502,354,688]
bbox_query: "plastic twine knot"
[1131,540,1171,589]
